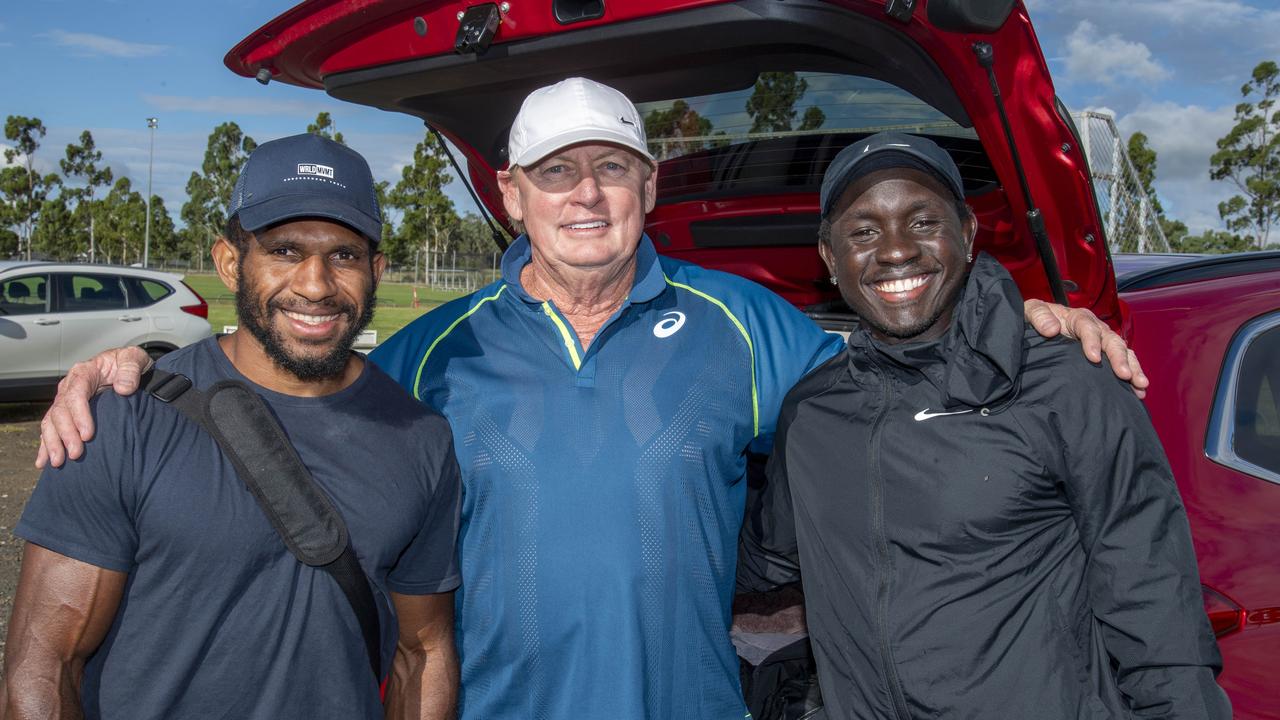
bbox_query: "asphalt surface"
[0,402,46,656]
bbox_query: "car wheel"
[143,345,173,361]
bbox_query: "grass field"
[180,274,467,343]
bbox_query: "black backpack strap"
[144,369,382,680]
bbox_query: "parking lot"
[0,402,46,651]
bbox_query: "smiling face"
[820,167,976,345]
[498,142,656,274]
[214,218,385,383]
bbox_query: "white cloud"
[42,30,168,58]
[143,94,334,117]
[1064,21,1171,87]
[1115,101,1238,232]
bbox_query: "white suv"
[0,262,213,401]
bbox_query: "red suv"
[226,1,1278,716]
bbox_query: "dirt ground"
[0,402,49,654]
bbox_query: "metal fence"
[1071,111,1170,254]
[383,249,503,293]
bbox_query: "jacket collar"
[500,233,667,306]
[848,253,1026,408]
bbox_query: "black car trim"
[1117,251,1280,292]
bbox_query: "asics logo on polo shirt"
[653,311,686,338]
[913,408,973,421]
[297,163,335,179]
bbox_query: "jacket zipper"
[868,362,911,720]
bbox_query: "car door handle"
[33,318,60,326]
[118,315,143,322]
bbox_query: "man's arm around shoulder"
[383,591,458,720]
[1,544,126,719]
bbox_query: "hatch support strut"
[971,41,1069,305]
[428,124,510,252]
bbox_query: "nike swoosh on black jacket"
[741,254,1231,720]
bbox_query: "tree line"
[1127,59,1279,253]
[5,62,1275,264]
[1,110,495,270]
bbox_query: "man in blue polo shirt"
[372,82,839,717]
[38,78,1145,718]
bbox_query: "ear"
[962,208,978,258]
[371,251,388,287]
[211,236,241,293]
[817,234,838,278]
[497,169,524,223]
[642,163,658,215]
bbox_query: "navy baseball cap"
[820,132,966,217]
[227,133,382,244]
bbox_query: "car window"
[125,277,174,308]
[56,273,129,312]
[1234,324,1280,475]
[0,274,49,315]
[635,71,991,202]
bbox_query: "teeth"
[874,275,928,294]
[566,221,608,229]
[283,310,339,325]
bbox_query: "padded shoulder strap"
[143,369,382,680]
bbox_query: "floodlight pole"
[144,117,158,267]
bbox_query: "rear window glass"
[1235,324,1280,475]
[58,274,128,312]
[127,278,173,307]
[636,72,990,202]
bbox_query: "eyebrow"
[848,199,942,220]
[257,234,365,255]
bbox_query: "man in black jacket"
[745,132,1231,719]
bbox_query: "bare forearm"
[2,660,85,720]
[383,643,459,720]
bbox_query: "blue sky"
[3,0,1278,233]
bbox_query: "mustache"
[267,299,357,319]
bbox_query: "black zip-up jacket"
[742,254,1230,719]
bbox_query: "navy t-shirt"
[16,337,462,719]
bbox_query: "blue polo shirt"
[371,235,841,719]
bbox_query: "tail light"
[1202,585,1246,639]
[180,281,209,319]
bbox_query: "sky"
[3,0,1279,234]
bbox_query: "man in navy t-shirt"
[3,134,462,719]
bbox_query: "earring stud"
[829,275,838,286]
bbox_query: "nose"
[569,171,603,207]
[292,254,338,302]
[874,225,923,267]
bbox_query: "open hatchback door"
[226,0,1124,329]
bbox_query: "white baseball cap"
[507,77,656,168]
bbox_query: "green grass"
[180,273,468,342]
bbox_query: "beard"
[234,257,377,382]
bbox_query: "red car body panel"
[1122,269,1280,719]
[224,0,1125,329]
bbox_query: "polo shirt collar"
[499,233,668,306]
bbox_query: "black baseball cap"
[820,132,966,218]
[227,133,383,245]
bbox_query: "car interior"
[0,277,47,316]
